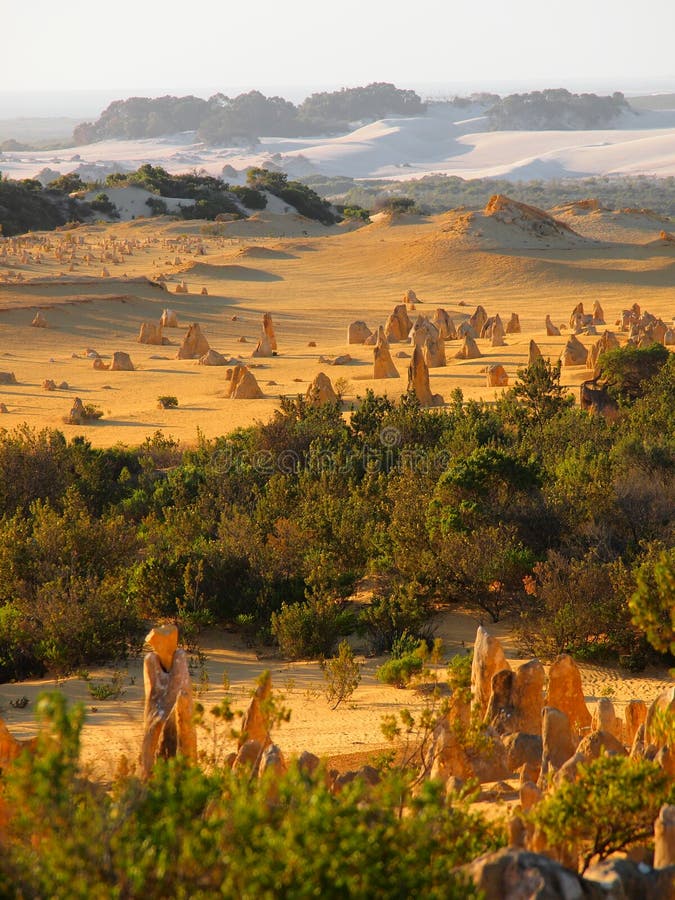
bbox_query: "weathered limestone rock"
[407,344,442,406]
[540,707,576,785]
[177,323,210,360]
[139,624,196,779]
[469,305,488,334]
[454,334,482,359]
[31,311,48,328]
[0,403,8,414]
[0,372,18,385]
[297,750,321,776]
[586,330,620,370]
[160,308,178,328]
[427,718,474,782]
[505,313,521,334]
[66,397,87,424]
[457,320,478,339]
[174,280,188,294]
[199,349,228,366]
[630,723,646,760]
[462,848,589,900]
[347,321,372,344]
[93,358,109,370]
[576,729,626,760]
[592,301,605,325]
[240,671,273,748]
[226,365,264,399]
[528,340,542,366]
[232,739,264,774]
[561,334,587,366]
[306,372,338,405]
[585,857,675,898]
[624,699,647,746]
[384,304,412,343]
[554,751,587,786]
[432,308,456,340]
[403,288,419,304]
[655,805,675,868]
[262,313,277,351]
[200,287,208,296]
[546,654,592,736]
[545,315,561,336]
[485,659,545,736]
[373,327,399,378]
[471,626,510,717]
[110,351,135,371]
[409,316,439,347]
[42,379,57,391]
[491,315,506,347]
[138,322,165,345]
[258,743,287,778]
[591,698,623,742]
[504,733,543,776]
[520,780,543,812]
[484,364,509,387]
[252,331,275,358]
[423,333,447,368]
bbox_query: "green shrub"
[271,597,355,659]
[359,585,432,655]
[1,692,497,897]
[376,646,426,687]
[321,639,361,708]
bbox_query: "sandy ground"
[0,207,673,447]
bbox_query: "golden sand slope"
[0,210,673,447]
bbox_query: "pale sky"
[3,0,675,113]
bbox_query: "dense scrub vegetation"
[0,349,672,679]
[0,166,338,235]
[305,172,675,217]
[487,89,630,130]
[72,83,426,146]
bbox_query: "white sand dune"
[4,104,675,184]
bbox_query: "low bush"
[271,596,355,659]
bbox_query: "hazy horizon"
[3,0,674,119]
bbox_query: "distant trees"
[71,84,426,147]
[487,89,630,130]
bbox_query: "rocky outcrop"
[160,308,178,328]
[139,624,197,779]
[471,627,510,718]
[226,365,264,399]
[407,344,443,406]
[484,364,509,387]
[110,351,135,371]
[305,372,338,405]
[454,334,482,359]
[177,323,210,360]
[262,313,277,351]
[373,327,399,378]
[138,322,165,345]
[0,372,17,385]
[423,333,447,368]
[540,707,576,784]
[484,659,545,737]
[31,311,48,328]
[469,305,488,335]
[505,313,521,334]
[586,330,620,371]
[528,340,542,366]
[561,334,587,366]
[546,654,592,736]
[199,349,229,366]
[384,304,412,343]
[252,332,275,358]
[347,321,372,344]
[409,315,439,347]
[432,308,456,340]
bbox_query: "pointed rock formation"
[384,304,412,343]
[409,315,439,347]
[423,333,447,368]
[403,288,419,304]
[432,308,456,340]
[306,372,338,405]
[471,626,510,717]
[177,323,210,360]
[139,624,196,779]
[263,313,277,351]
[252,331,275,358]
[490,314,506,347]
[586,330,620,370]
[591,697,623,742]
[457,320,478,339]
[407,344,442,406]
[31,311,48,328]
[455,334,482,359]
[348,321,372,344]
[240,671,273,749]
[138,322,165,345]
[540,707,576,785]
[0,372,17,385]
[624,699,647,746]
[545,315,561,336]
[373,327,399,378]
[111,351,135,371]
[546,654,592,735]
[160,308,179,328]
[484,658,545,736]
[469,305,488,334]
[528,340,542,366]
[561,334,587,366]
[592,301,605,325]
[226,365,264,399]
[199,349,228,366]
[505,313,521,334]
